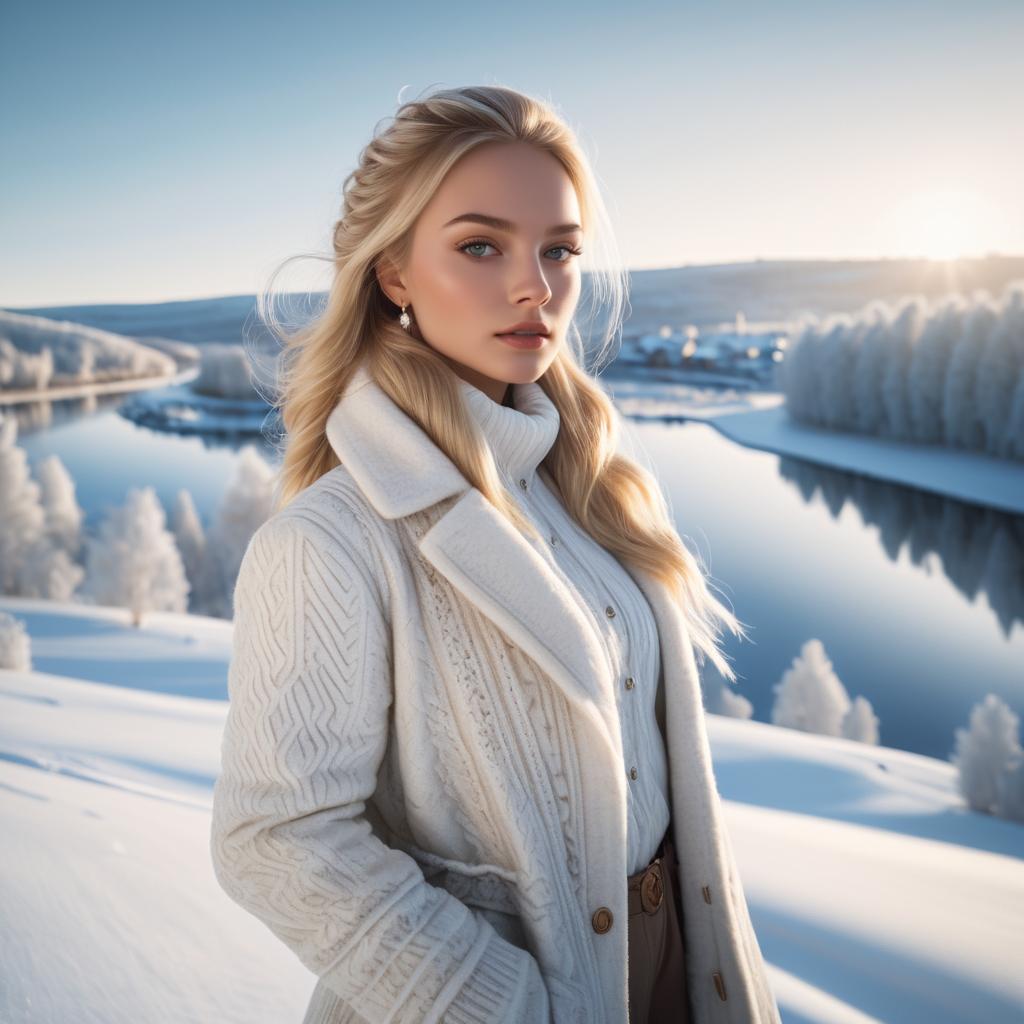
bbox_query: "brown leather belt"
[627,831,674,915]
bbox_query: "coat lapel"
[324,363,625,763]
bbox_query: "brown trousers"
[627,828,691,1024]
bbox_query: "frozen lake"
[5,381,1022,763]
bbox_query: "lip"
[495,320,551,336]
[496,332,547,350]
[494,320,551,351]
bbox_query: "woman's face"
[380,140,584,403]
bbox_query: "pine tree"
[0,610,32,671]
[84,486,189,627]
[771,638,851,736]
[197,447,276,618]
[0,413,82,598]
[36,453,84,559]
[841,694,880,744]
[171,489,207,612]
[951,693,1023,815]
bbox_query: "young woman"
[210,84,780,1024]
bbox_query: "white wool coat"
[210,362,781,1024]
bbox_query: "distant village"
[614,312,789,390]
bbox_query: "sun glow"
[885,186,1002,261]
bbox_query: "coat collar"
[325,360,662,767]
[325,361,470,519]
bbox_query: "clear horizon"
[2,0,1021,307]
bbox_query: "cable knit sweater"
[455,375,672,877]
[210,361,782,1024]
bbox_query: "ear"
[375,258,406,308]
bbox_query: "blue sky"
[1,0,1021,307]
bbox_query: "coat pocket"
[398,840,521,917]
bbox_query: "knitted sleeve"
[210,512,551,1024]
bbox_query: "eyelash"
[456,237,584,262]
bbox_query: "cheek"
[418,256,496,317]
[553,268,582,308]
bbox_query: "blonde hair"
[255,83,747,682]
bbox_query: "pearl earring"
[399,303,412,330]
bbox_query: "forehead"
[420,141,581,230]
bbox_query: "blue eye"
[548,244,584,261]
[456,238,584,261]
[458,240,496,258]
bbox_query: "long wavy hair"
[253,83,747,683]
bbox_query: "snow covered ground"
[2,597,1022,1023]
[607,381,1024,517]
[706,403,1024,516]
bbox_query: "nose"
[508,257,552,307]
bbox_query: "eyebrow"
[442,212,582,235]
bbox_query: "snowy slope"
[1,599,1022,1024]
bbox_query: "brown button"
[629,766,638,780]
[591,906,613,933]
[712,970,728,1001]
[640,864,664,914]
[702,885,713,904]
[625,676,635,690]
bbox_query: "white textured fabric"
[210,360,782,1024]
[457,376,672,876]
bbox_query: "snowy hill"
[0,308,178,392]
[1,597,1022,1024]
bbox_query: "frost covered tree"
[0,337,54,389]
[994,756,1024,824]
[817,315,860,431]
[83,486,189,627]
[15,543,84,601]
[0,610,32,670]
[782,279,1024,461]
[0,414,83,599]
[780,319,825,423]
[192,344,260,400]
[975,284,1024,458]
[770,638,878,743]
[0,413,44,592]
[172,489,208,613]
[851,304,893,435]
[908,295,966,445]
[196,446,276,618]
[943,296,997,450]
[772,639,851,735]
[950,693,1024,817]
[841,694,880,744]
[880,296,927,439]
[1007,373,1024,461]
[36,453,84,559]
[701,669,754,719]
[714,684,754,720]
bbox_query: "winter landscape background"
[2,256,1023,1023]
[3,0,1023,1019]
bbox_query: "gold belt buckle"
[640,861,664,914]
